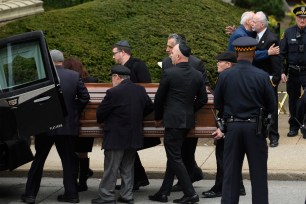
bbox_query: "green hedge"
[0,0,244,86]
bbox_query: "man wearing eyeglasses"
[111,40,161,191]
[112,40,151,83]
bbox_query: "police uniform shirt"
[214,60,276,119]
[280,25,306,71]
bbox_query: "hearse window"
[0,41,46,92]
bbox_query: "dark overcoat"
[51,67,90,136]
[96,79,153,150]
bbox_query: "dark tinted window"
[0,41,47,92]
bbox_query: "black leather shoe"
[287,129,298,137]
[57,194,79,203]
[91,197,116,204]
[21,194,36,204]
[301,127,306,139]
[171,183,182,192]
[133,180,149,191]
[173,194,199,203]
[202,190,221,198]
[117,196,134,204]
[148,193,168,203]
[269,139,279,147]
[240,187,246,196]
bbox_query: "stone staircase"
[0,0,44,23]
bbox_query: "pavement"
[2,113,306,181]
[1,178,306,204]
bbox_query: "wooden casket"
[79,83,216,138]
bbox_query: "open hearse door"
[0,31,66,171]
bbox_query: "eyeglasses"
[112,51,122,56]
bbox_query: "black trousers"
[133,152,148,184]
[296,93,306,126]
[158,128,195,196]
[268,86,279,142]
[213,138,244,193]
[134,138,160,183]
[221,122,268,204]
[181,137,202,181]
[24,133,78,197]
[287,71,306,131]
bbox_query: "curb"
[2,169,306,181]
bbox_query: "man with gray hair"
[22,49,90,204]
[93,65,153,204]
[252,11,282,147]
[149,43,207,203]
[227,11,279,60]
[161,33,209,192]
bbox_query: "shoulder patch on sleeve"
[280,32,284,40]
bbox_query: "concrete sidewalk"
[4,114,306,181]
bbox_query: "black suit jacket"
[162,55,210,86]
[124,57,151,83]
[155,62,208,128]
[253,28,282,86]
[96,79,153,150]
[51,66,90,136]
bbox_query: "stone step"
[0,0,44,23]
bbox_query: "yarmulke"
[293,6,306,17]
[50,49,64,62]
[179,43,191,57]
[115,40,131,48]
[232,36,258,52]
[111,65,131,76]
[216,51,237,63]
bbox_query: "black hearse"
[0,31,66,171]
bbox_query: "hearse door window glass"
[0,41,46,92]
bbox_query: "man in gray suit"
[92,65,153,204]
[149,43,207,203]
[161,33,209,191]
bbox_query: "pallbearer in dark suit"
[92,65,153,204]
[252,11,282,147]
[149,43,207,204]
[22,50,90,204]
[214,37,276,204]
[161,33,209,192]
[112,40,160,190]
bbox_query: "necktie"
[256,35,259,42]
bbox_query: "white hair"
[240,11,255,25]
[255,11,269,27]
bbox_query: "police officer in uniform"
[280,6,306,137]
[214,36,276,204]
[202,51,246,199]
